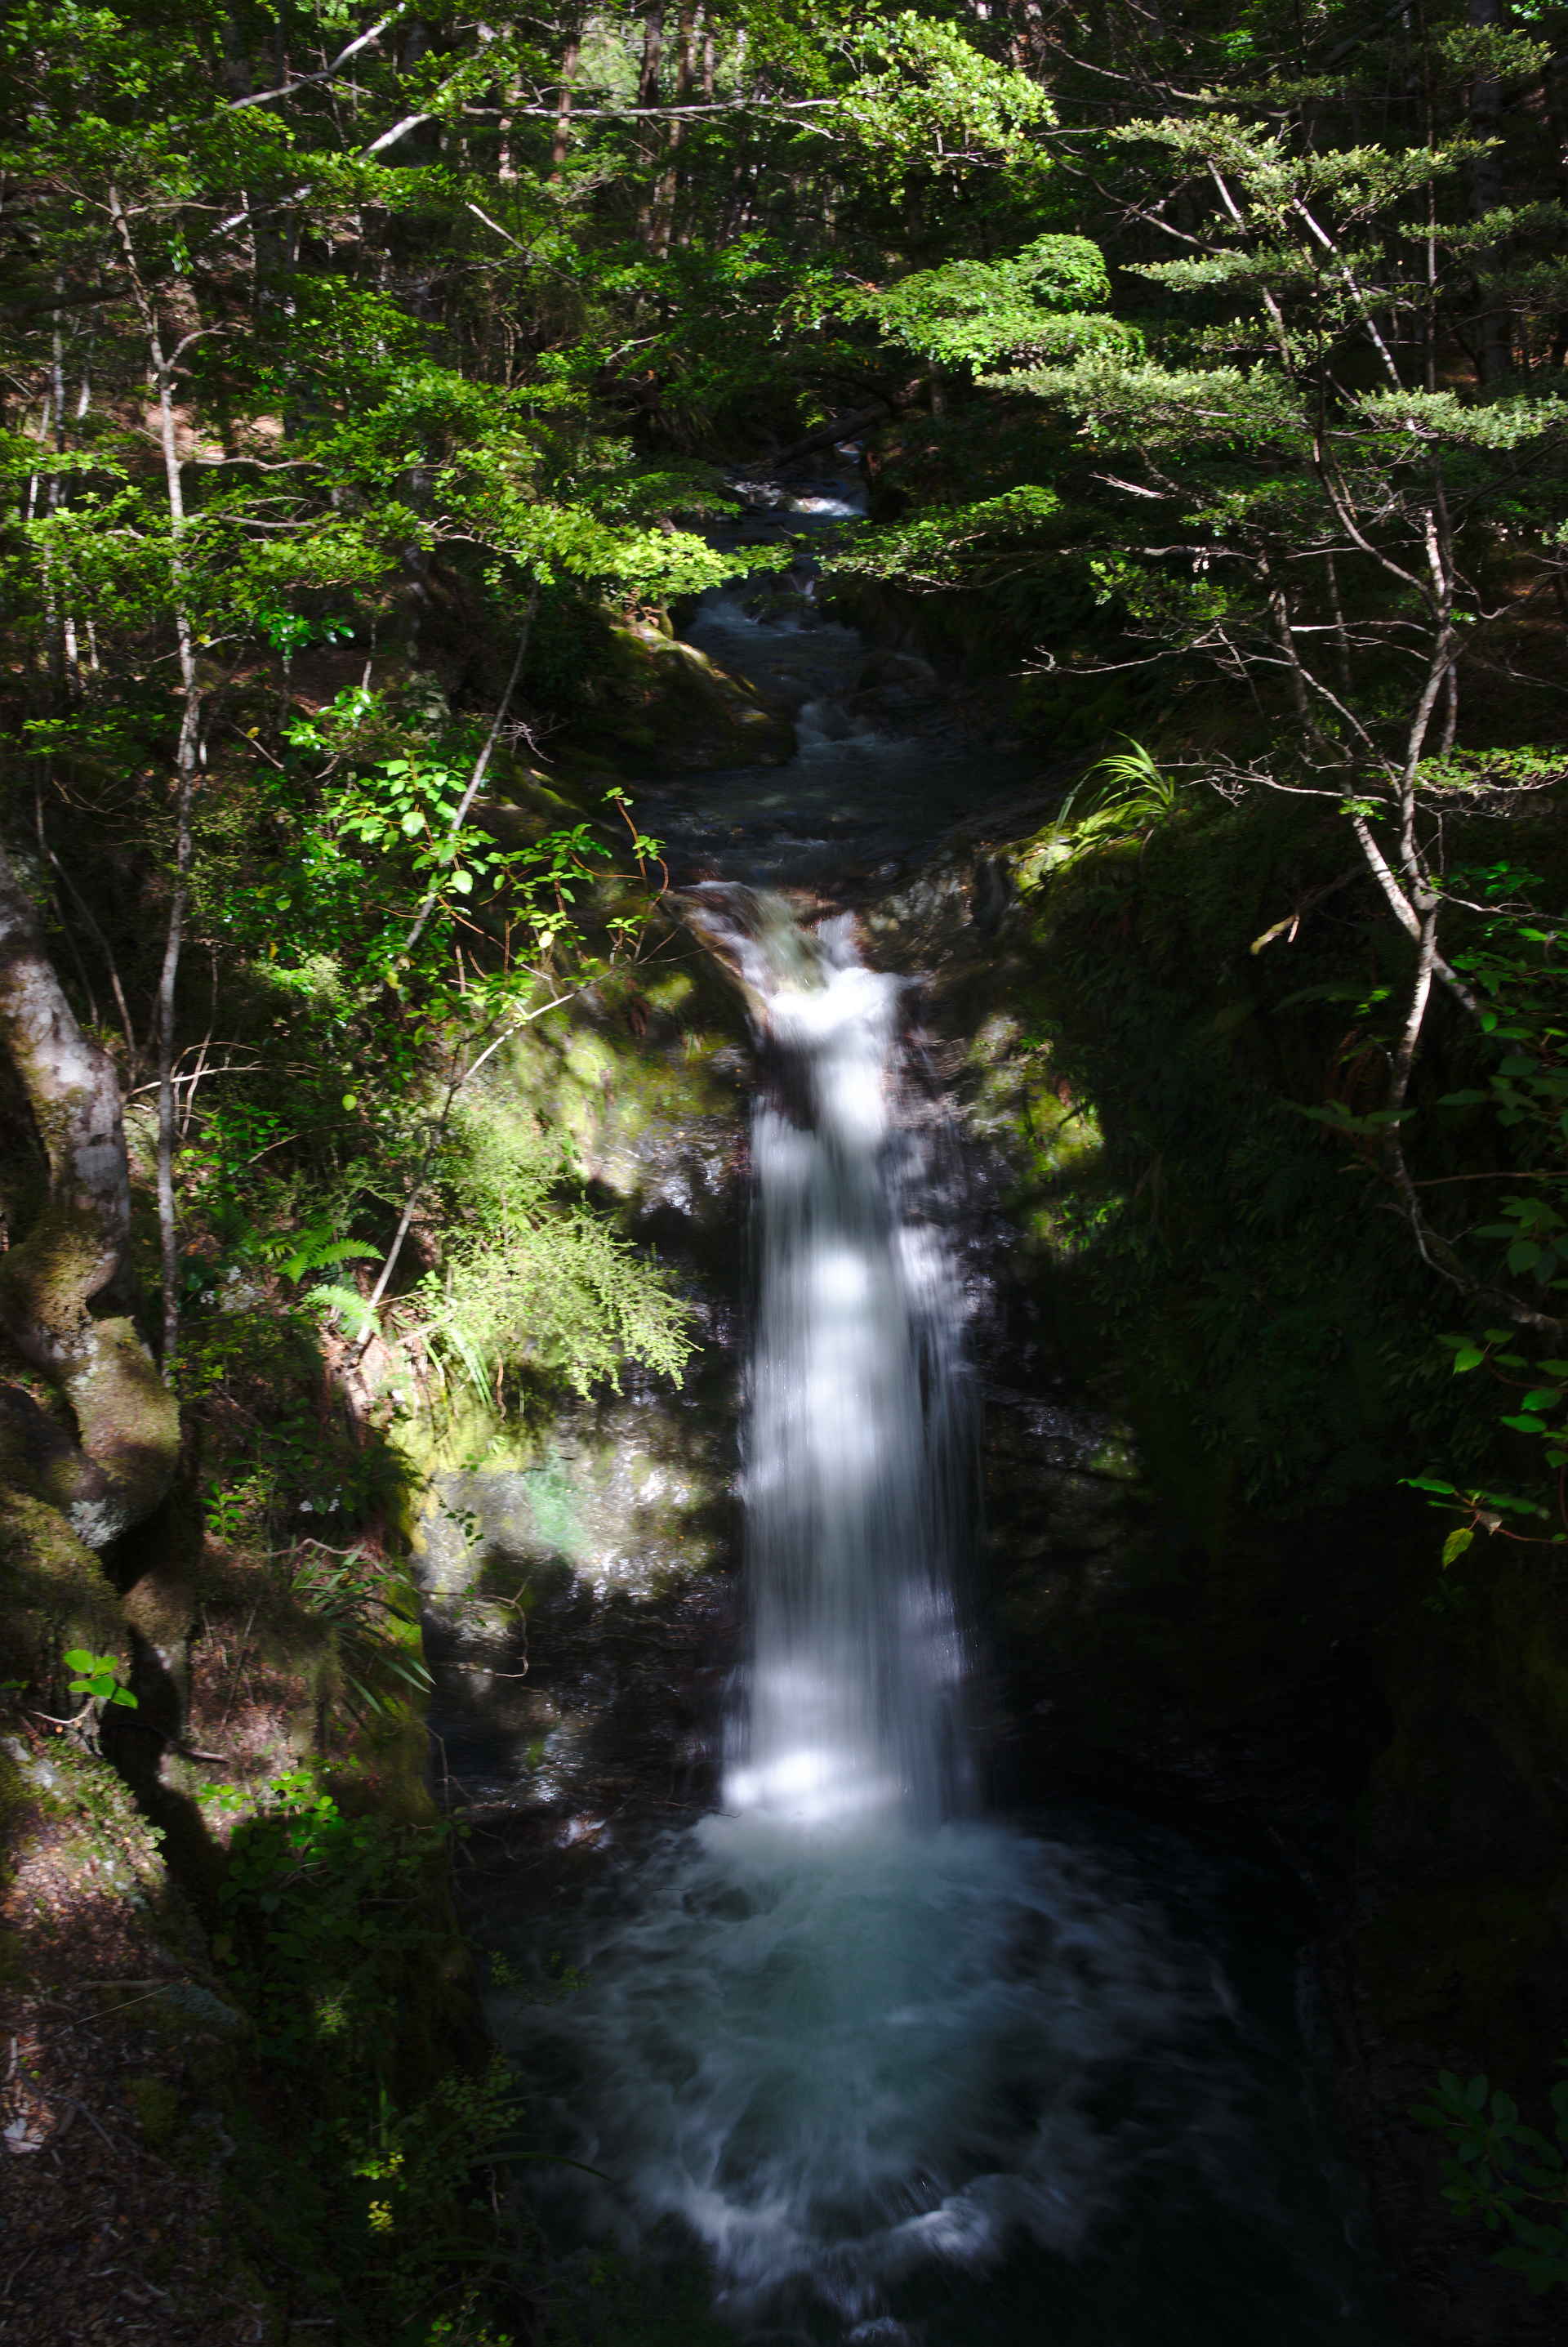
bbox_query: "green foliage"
[211,1767,457,2066]
[180,1306,408,1547]
[1389,865,1568,1556]
[203,1774,540,2339]
[836,11,1053,183]
[291,1545,435,1722]
[422,1111,695,1403]
[62,1649,137,1711]
[1014,741,1183,882]
[1414,2068,1568,2294]
[827,486,1070,588]
[256,714,627,979]
[831,236,1121,368]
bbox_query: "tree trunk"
[1466,0,1512,383]
[653,0,696,253]
[0,842,179,1551]
[550,28,581,181]
[108,185,203,1369]
[635,1,666,243]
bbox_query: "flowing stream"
[454,477,1398,2343]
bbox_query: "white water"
[724,902,973,1830]
[487,895,1392,2345]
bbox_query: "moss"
[69,1315,181,1524]
[0,1199,109,1346]
[0,1483,127,1683]
[980,787,1518,1518]
[547,612,795,780]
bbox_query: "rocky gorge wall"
[856,791,1568,2346]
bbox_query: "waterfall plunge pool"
[468,1796,1392,2346]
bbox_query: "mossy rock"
[550,614,795,779]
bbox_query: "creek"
[425,466,1399,2345]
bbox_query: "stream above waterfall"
[423,466,1400,2345]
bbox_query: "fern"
[306,1281,378,1337]
[432,1319,491,1403]
[1088,737,1175,816]
[280,1226,380,1283]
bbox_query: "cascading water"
[483,886,1395,2345]
[722,898,973,1831]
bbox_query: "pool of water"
[467,1799,1392,2346]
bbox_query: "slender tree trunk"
[550,27,581,182]
[1262,556,1335,761]
[47,290,84,693]
[1324,553,1352,695]
[108,188,203,1368]
[403,582,538,957]
[497,78,519,181]
[635,1,666,243]
[1466,0,1512,383]
[154,760,194,1364]
[220,9,252,100]
[653,0,695,253]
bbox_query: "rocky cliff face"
[858,805,1568,2345]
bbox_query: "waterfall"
[724,899,975,1829]
[480,890,1394,2346]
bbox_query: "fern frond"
[282,1230,379,1281]
[306,1282,378,1336]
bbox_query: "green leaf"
[1501,1413,1549,1433]
[1442,1527,1475,1568]
[308,1282,377,1337]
